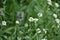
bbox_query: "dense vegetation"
[0,0,60,40]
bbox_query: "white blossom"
[28,17,34,22]
[43,29,47,34]
[28,17,38,22]
[36,28,41,33]
[33,18,38,22]
[37,12,43,17]
[47,0,52,5]
[16,20,19,24]
[25,23,28,27]
[53,14,57,18]
[55,3,59,7]
[2,21,6,26]
[55,19,60,24]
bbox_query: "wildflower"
[28,17,38,22]
[28,17,34,22]
[37,12,43,17]
[2,21,6,26]
[24,23,28,27]
[53,14,57,18]
[55,19,60,24]
[16,20,19,24]
[43,29,47,34]
[47,0,52,5]
[55,3,59,7]
[36,28,41,33]
[34,18,39,22]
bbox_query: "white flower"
[28,17,34,22]
[41,38,47,40]
[36,28,41,33]
[47,0,52,5]
[29,17,38,22]
[34,18,38,22]
[16,20,19,24]
[53,14,57,18]
[25,23,28,27]
[2,21,6,26]
[43,29,47,34]
[37,12,43,17]
[55,3,59,7]
[55,19,60,24]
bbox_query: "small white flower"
[25,23,28,27]
[34,18,38,22]
[28,17,34,22]
[29,17,38,22]
[43,29,47,34]
[36,28,41,33]
[47,0,52,5]
[55,3,59,7]
[53,14,57,18]
[16,20,19,24]
[2,21,6,26]
[37,12,43,17]
[55,19,60,24]
[41,38,47,40]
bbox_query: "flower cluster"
[28,17,38,22]
[53,13,60,28]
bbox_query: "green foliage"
[0,0,60,40]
